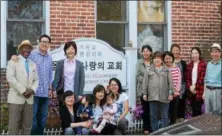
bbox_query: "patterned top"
[29,49,53,97]
[186,60,207,100]
[169,66,181,95]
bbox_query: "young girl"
[76,94,93,134]
[91,92,118,134]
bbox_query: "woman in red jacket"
[186,47,207,117]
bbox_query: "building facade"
[1,1,221,128]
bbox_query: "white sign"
[50,38,127,92]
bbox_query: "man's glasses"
[39,41,50,44]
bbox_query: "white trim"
[44,1,50,35]
[166,1,172,50]
[129,1,137,48]
[1,1,49,68]
[1,1,7,68]
[125,1,138,121]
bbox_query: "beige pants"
[8,103,33,135]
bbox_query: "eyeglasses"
[110,84,118,87]
[40,41,50,44]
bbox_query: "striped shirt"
[29,49,53,97]
[168,66,181,93]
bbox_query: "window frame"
[137,1,168,52]
[0,1,50,68]
[96,1,129,49]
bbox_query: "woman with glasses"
[59,91,92,135]
[108,78,129,135]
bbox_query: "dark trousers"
[141,96,152,132]
[169,97,180,125]
[177,94,187,118]
[31,96,49,135]
[190,97,203,117]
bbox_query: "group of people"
[6,34,129,135]
[136,43,221,134]
[6,34,221,135]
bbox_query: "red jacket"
[186,60,207,101]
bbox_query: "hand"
[78,96,83,100]
[53,91,57,98]
[143,95,147,101]
[168,95,173,101]
[82,121,91,128]
[173,91,180,97]
[174,87,179,92]
[202,95,205,100]
[23,92,29,98]
[105,85,110,94]
[24,89,34,98]
[48,90,53,98]
[11,55,18,62]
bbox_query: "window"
[6,0,44,60]
[137,0,165,57]
[96,1,128,51]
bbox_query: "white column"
[124,1,138,124]
[166,1,172,50]
[1,1,7,68]
[44,1,50,35]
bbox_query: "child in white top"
[91,92,117,134]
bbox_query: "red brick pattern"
[50,0,96,48]
[172,1,222,62]
[0,1,221,129]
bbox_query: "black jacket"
[59,101,81,134]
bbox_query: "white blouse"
[192,62,199,85]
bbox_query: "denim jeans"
[31,96,49,135]
[149,101,169,132]
[76,127,90,135]
[64,127,75,135]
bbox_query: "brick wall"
[1,1,222,129]
[50,0,96,48]
[172,1,222,62]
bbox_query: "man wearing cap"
[203,43,222,114]
[6,40,39,135]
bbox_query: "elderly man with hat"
[203,43,222,114]
[6,40,39,135]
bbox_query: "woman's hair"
[170,43,181,52]
[141,45,153,53]
[190,47,202,60]
[152,51,163,61]
[63,90,75,102]
[64,41,77,55]
[108,78,123,94]
[163,51,175,63]
[92,84,106,108]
